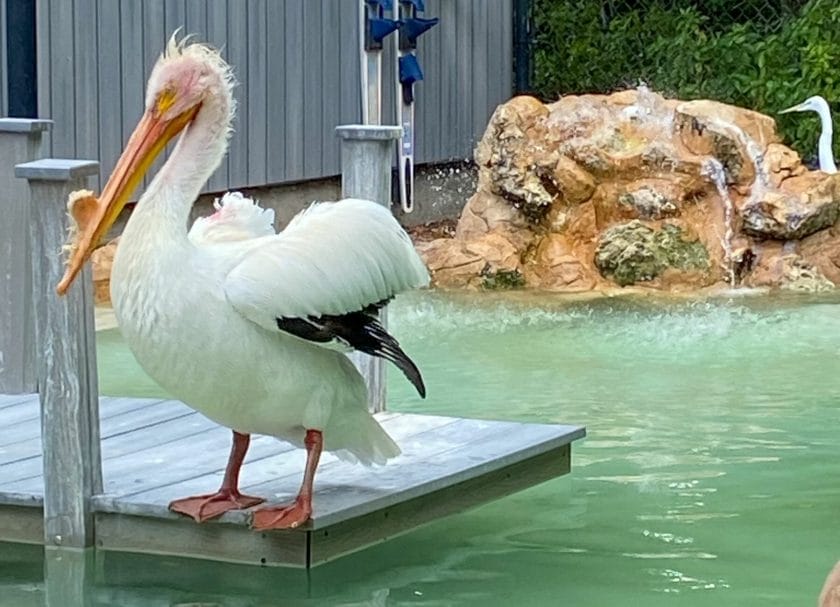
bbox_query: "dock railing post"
[0,119,51,394]
[336,125,401,413]
[15,158,102,548]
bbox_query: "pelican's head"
[779,95,831,116]
[57,32,234,296]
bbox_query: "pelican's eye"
[156,88,177,115]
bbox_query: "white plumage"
[223,197,429,325]
[188,191,276,244]
[780,95,837,174]
[61,36,429,528]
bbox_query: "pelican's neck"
[127,93,232,245]
[816,108,837,174]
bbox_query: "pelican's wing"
[189,192,276,245]
[222,198,430,395]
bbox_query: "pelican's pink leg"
[251,429,322,530]
[169,431,265,522]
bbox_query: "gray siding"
[29,0,512,192]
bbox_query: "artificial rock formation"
[418,88,840,293]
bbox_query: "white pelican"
[779,95,837,174]
[56,35,429,530]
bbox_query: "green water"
[3,291,840,605]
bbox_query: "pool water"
[2,290,840,605]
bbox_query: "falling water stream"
[701,158,737,288]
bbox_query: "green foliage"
[532,0,840,162]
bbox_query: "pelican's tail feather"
[328,412,400,467]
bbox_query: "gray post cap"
[0,118,52,133]
[336,125,402,140]
[15,159,100,181]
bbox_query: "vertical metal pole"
[336,125,401,413]
[0,118,50,394]
[16,158,102,549]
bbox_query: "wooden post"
[0,118,51,394]
[44,547,95,607]
[15,158,102,548]
[336,125,401,413]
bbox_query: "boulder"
[594,221,709,286]
[741,173,840,240]
[416,88,840,293]
[91,238,118,305]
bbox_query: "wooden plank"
[310,444,571,565]
[337,126,400,411]
[0,504,43,544]
[24,170,102,548]
[0,402,194,484]
[246,417,583,529]
[94,512,309,567]
[0,132,49,396]
[246,0,267,185]
[0,394,38,409]
[91,430,296,501]
[111,412,452,515]
[96,549,312,598]
[283,0,305,179]
[0,397,167,447]
[226,0,248,189]
[0,399,41,427]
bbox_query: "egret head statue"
[779,95,831,117]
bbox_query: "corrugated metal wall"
[30,0,512,192]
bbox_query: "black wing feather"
[276,302,426,398]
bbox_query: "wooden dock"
[0,127,586,570]
[0,393,584,568]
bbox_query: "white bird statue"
[57,35,429,530]
[779,95,838,174]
